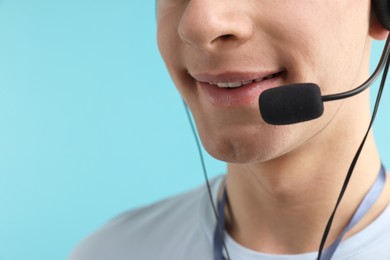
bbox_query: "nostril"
[220,34,234,40]
[210,34,236,45]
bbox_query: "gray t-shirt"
[69,175,390,260]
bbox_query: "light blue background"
[0,1,389,260]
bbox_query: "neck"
[223,96,386,254]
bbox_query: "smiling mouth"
[202,71,286,89]
[192,70,287,107]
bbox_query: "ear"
[369,6,389,40]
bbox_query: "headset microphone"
[259,35,390,125]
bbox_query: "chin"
[198,116,330,164]
[200,130,293,164]
[191,100,335,164]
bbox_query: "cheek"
[267,1,370,89]
[157,23,179,72]
[157,8,188,86]
[158,24,203,120]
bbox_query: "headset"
[183,1,390,259]
[374,0,390,31]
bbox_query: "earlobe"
[369,8,389,40]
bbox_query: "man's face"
[156,0,372,163]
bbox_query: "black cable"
[182,100,232,260]
[317,53,390,259]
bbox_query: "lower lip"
[197,74,283,107]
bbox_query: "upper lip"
[190,70,285,84]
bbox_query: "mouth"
[206,71,285,89]
[191,70,286,107]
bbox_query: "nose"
[178,0,253,51]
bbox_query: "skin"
[157,0,389,254]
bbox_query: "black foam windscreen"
[373,0,390,30]
[259,83,324,125]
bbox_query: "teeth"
[214,80,252,88]
[228,82,243,88]
[214,81,244,88]
[215,82,230,88]
[211,72,279,88]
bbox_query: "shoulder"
[69,175,225,260]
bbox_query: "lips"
[191,70,286,107]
